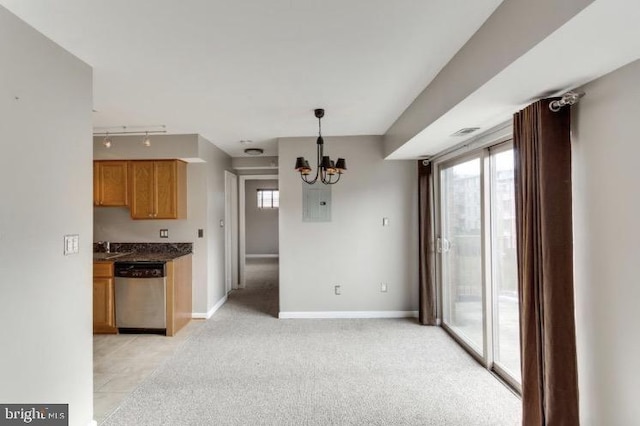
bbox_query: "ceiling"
[0,0,503,157]
[386,0,640,159]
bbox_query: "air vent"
[451,127,480,136]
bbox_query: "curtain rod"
[549,91,585,112]
[93,130,167,136]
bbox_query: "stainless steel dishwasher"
[114,261,167,334]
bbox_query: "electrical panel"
[302,183,331,222]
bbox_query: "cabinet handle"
[148,213,153,217]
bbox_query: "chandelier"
[294,108,346,185]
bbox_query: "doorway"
[239,175,279,290]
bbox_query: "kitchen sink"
[93,252,130,260]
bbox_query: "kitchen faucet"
[97,241,111,253]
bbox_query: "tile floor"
[93,321,203,424]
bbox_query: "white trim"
[278,310,419,319]
[88,421,98,426]
[192,294,228,319]
[239,174,278,289]
[224,171,239,295]
[245,254,279,259]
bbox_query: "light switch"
[63,234,79,255]
[382,217,390,227]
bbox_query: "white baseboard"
[278,310,419,319]
[192,294,228,319]
[88,421,98,426]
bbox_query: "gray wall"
[0,6,94,425]
[93,134,232,316]
[572,58,640,425]
[278,136,418,313]
[245,179,279,255]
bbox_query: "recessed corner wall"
[0,6,93,425]
[278,136,418,314]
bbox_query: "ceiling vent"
[451,127,480,136]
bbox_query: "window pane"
[441,158,484,354]
[490,149,521,382]
[257,189,279,209]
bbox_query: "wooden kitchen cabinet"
[94,161,129,206]
[93,261,117,334]
[166,254,192,336]
[129,160,187,220]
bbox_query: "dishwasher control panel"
[114,262,166,278]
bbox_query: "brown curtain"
[514,99,579,425]
[418,161,436,325]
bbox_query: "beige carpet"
[102,288,521,425]
[245,257,279,289]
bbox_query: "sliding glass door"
[440,156,484,355]
[489,146,520,381]
[437,143,521,388]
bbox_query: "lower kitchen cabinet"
[93,261,117,334]
[166,254,192,336]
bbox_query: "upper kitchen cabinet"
[129,160,187,220]
[94,160,129,206]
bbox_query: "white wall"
[0,6,94,426]
[572,58,640,425]
[278,136,418,314]
[93,134,232,317]
[245,179,279,255]
[199,136,233,313]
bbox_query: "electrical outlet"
[160,229,169,238]
[198,229,204,238]
[334,285,341,295]
[380,282,388,293]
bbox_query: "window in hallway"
[257,189,279,209]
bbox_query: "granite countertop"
[93,242,193,263]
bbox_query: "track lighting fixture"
[103,132,112,148]
[93,125,166,147]
[143,132,151,147]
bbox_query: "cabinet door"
[129,161,156,219]
[95,161,128,206]
[93,162,100,206]
[154,160,178,219]
[93,277,116,333]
